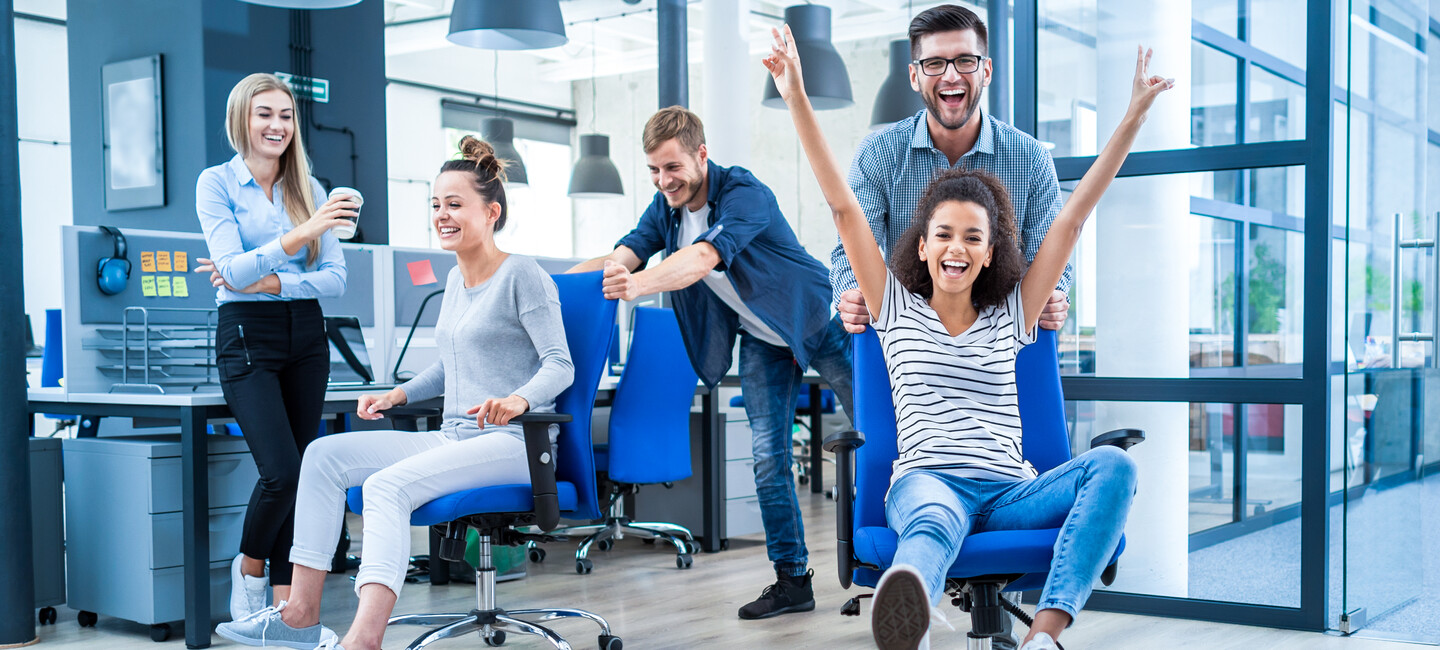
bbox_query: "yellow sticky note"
[172,275,189,298]
[157,251,171,272]
[156,276,172,297]
[140,275,156,297]
[140,251,156,272]
[174,251,188,272]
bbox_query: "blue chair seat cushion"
[346,482,579,527]
[729,389,837,413]
[853,526,1125,583]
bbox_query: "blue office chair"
[824,328,1144,648]
[347,271,621,650]
[542,307,700,573]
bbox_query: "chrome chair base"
[390,535,621,650]
[548,497,696,570]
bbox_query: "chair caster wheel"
[840,597,862,616]
[599,634,623,650]
[597,538,613,552]
[686,540,701,555]
[798,474,809,485]
[484,630,507,646]
[641,538,655,545]
[150,623,171,642]
[77,611,98,627]
[576,558,593,574]
[38,607,57,625]
[676,553,693,569]
[528,547,546,563]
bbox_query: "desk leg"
[180,407,212,648]
[808,384,823,494]
[700,389,723,553]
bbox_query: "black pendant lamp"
[871,39,925,128]
[568,134,624,198]
[482,118,528,187]
[235,0,360,7]
[762,4,853,110]
[568,26,623,198]
[448,0,568,50]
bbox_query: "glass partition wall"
[1017,0,1437,639]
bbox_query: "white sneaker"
[1020,632,1061,650]
[872,564,931,650]
[230,554,270,621]
[314,637,344,650]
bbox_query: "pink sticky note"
[407,259,438,286]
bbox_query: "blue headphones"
[96,226,131,296]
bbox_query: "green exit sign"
[274,72,330,104]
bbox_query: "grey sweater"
[397,256,574,443]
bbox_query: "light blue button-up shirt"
[831,109,1070,306]
[195,154,346,304]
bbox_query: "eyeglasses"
[912,55,987,76]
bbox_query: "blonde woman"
[194,73,351,626]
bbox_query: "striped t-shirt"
[874,270,1038,486]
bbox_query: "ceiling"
[383,0,976,83]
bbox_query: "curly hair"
[438,135,509,232]
[890,168,1026,310]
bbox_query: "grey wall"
[68,0,388,243]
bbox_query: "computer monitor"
[325,316,374,385]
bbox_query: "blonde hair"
[225,73,320,265]
[642,106,706,154]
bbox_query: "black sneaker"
[738,569,816,619]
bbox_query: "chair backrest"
[549,271,617,522]
[852,327,1070,531]
[607,307,697,485]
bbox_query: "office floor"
[30,487,1428,649]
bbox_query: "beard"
[658,176,704,208]
[921,83,983,131]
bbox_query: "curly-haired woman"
[766,24,1173,650]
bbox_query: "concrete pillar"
[702,0,751,168]
[1092,1,1193,598]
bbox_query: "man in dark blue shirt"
[569,106,852,620]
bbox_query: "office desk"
[26,386,384,649]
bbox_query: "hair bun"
[457,135,507,183]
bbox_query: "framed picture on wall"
[102,54,165,211]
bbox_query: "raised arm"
[763,25,888,320]
[1020,46,1174,331]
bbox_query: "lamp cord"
[590,21,598,132]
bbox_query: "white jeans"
[288,429,530,596]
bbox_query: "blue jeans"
[885,445,1137,619]
[739,316,854,576]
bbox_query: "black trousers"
[216,299,329,586]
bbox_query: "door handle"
[1391,212,1437,368]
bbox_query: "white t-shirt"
[873,271,1038,486]
[680,203,788,348]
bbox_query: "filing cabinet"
[63,435,260,631]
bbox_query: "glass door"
[1337,0,1438,639]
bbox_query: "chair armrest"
[822,429,865,453]
[823,430,865,589]
[512,412,573,531]
[1091,428,1145,451]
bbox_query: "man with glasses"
[831,4,1072,340]
[830,5,1069,649]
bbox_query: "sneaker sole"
[872,570,929,650]
[737,599,816,620]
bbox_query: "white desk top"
[27,385,405,408]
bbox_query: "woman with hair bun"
[217,135,574,650]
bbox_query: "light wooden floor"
[30,489,1427,649]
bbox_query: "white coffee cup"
[328,187,363,240]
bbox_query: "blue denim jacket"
[616,160,833,388]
